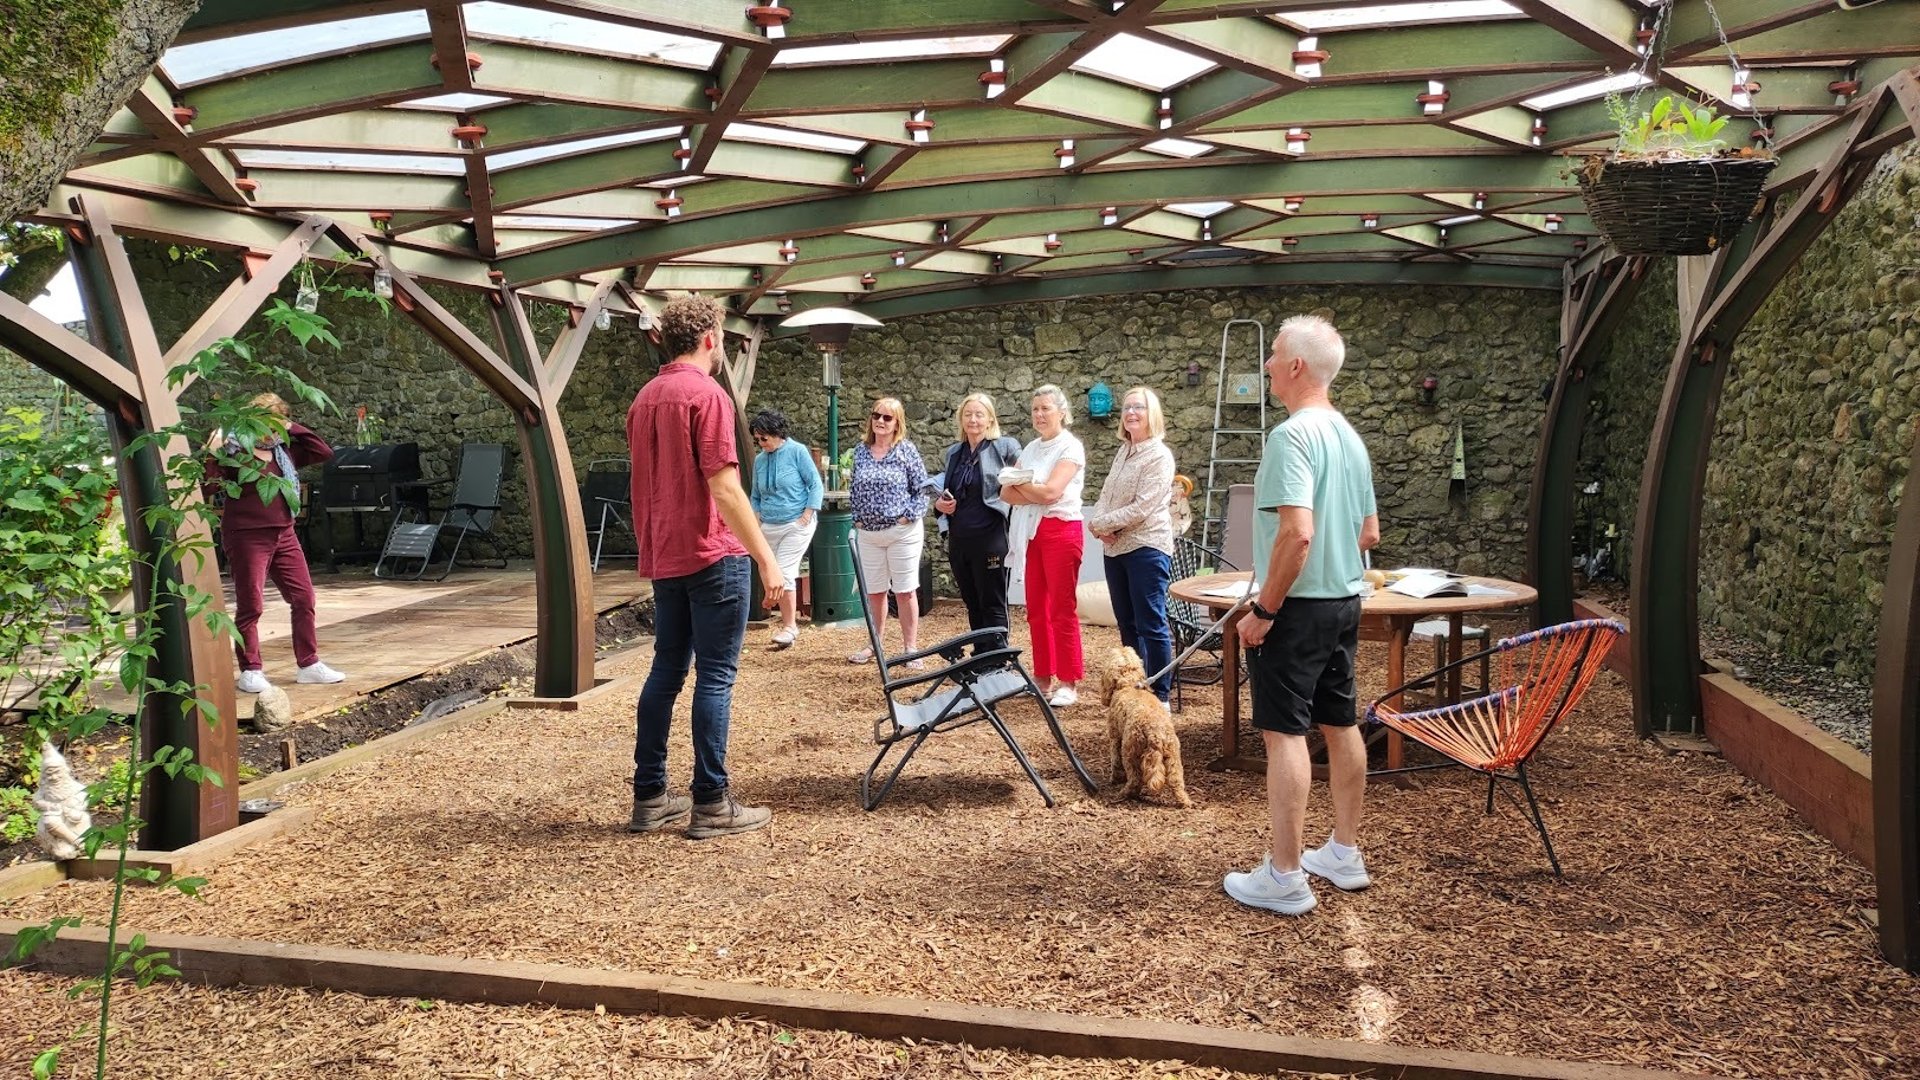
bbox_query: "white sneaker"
[236,669,271,694]
[1160,699,1172,712]
[1047,686,1078,708]
[1223,855,1317,916]
[1300,835,1373,891]
[296,661,347,684]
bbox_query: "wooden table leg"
[1386,618,1407,772]
[1208,611,1249,771]
[1447,613,1465,702]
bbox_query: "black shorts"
[1248,596,1362,737]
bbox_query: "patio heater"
[779,306,883,627]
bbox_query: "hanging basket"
[1576,153,1776,256]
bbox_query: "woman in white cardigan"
[1088,387,1177,704]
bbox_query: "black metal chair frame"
[1168,535,1240,714]
[849,533,1096,811]
[580,457,633,572]
[374,442,510,581]
[1362,622,1619,878]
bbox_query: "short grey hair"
[1032,384,1073,426]
[1275,314,1345,386]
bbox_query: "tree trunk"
[0,0,202,224]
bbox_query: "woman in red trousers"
[215,392,346,694]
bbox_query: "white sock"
[1328,838,1358,861]
[1269,864,1307,888]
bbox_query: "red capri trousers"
[224,524,320,670]
[1024,516,1085,683]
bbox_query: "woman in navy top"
[847,396,929,664]
[932,392,1021,657]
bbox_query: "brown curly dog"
[1094,646,1193,808]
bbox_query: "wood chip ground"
[4,609,1914,1078]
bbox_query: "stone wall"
[740,286,1561,578]
[0,335,68,416]
[1698,144,1920,678]
[1577,259,1677,583]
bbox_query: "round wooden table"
[1167,571,1539,772]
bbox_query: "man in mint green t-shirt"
[1223,314,1380,918]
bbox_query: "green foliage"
[84,756,136,812]
[1,784,34,842]
[1606,92,1733,157]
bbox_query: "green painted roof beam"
[1148,17,1301,78]
[69,156,208,199]
[1021,250,1145,273]
[1123,211,1205,242]
[641,264,759,291]
[499,153,1577,281]
[913,250,997,275]
[963,209,1115,243]
[1236,212,1467,240]
[707,141,856,187]
[1001,32,1094,96]
[961,235,1055,257]
[1444,71,1583,116]
[488,143,682,207]
[1018,72,1162,130]
[927,107,1132,144]
[1508,0,1641,65]
[478,102,685,150]
[1451,234,1588,257]
[1379,223,1442,249]
[784,260,1559,326]
[1668,2,1916,61]
[878,143,1063,187]
[477,42,710,113]
[182,43,443,135]
[1199,82,1430,130]
[1245,194,1449,215]
[1318,21,1603,81]
[850,222,944,245]
[782,0,1084,41]
[226,109,472,155]
[743,60,989,114]
[1448,108,1538,148]
[1304,124,1511,153]
[246,170,470,212]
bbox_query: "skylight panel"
[773,35,1010,65]
[463,2,721,67]
[1436,214,1483,226]
[1167,201,1234,218]
[494,215,639,230]
[233,149,465,175]
[723,123,868,155]
[1520,73,1649,112]
[1278,2,1521,32]
[160,11,428,84]
[401,93,515,112]
[1143,137,1217,158]
[490,127,682,169]
[1072,33,1216,92]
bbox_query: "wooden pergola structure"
[0,0,1916,969]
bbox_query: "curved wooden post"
[1873,430,1920,972]
[1526,255,1646,624]
[1630,84,1904,738]
[496,289,597,698]
[68,195,239,848]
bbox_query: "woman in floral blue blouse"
[848,396,930,664]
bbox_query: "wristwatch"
[1248,600,1278,621]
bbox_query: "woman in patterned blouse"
[848,396,930,664]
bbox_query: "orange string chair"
[1365,618,1625,876]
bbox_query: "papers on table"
[1198,579,1255,600]
[1385,572,1465,599]
[1464,583,1516,598]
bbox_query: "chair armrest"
[882,647,1025,693]
[885,628,1008,667]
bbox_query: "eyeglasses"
[1121,404,1149,413]
[870,412,895,422]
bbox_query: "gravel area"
[1579,585,1874,754]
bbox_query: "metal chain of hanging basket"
[1574,0,1777,257]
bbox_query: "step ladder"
[1200,318,1268,551]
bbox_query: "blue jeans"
[634,555,748,802]
[1105,547,1174,701]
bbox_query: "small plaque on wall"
[1227,373,1263,401]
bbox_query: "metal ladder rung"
[1201,318,1268,551]
[1214,429,1266,437]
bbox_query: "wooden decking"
[233,565,648,723]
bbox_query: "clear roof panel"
[1073,33,1217,92]
[399,93,517,112]
[490,127,683,169]
[462,2,721,67]
[723,122,867,155]
[1143,137,1217,158]
[232,149,466,175]
[1278,2,1523,32]
[1167,201,1235,217]
[494,215,639,230]
[773,35,1011,66]
[1520,72,1650,111]
[160,11,428,85]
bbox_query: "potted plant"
[1576,92,1775,256]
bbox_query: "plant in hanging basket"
[1576,93,1775,257]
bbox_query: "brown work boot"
[686,792,772,839]
[628,791,693,833]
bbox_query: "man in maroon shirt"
[627,293,786,839]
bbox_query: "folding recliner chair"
[1366,618,1625,876]
[579,457,633,571]
[848,533,1097,811]
[374,442,509,581]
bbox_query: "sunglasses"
[870,412,895,422]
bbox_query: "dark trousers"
[1104,546,1174,701]
[224,524,319,670]
[634,555,748,802]
[948,525,1010,654]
